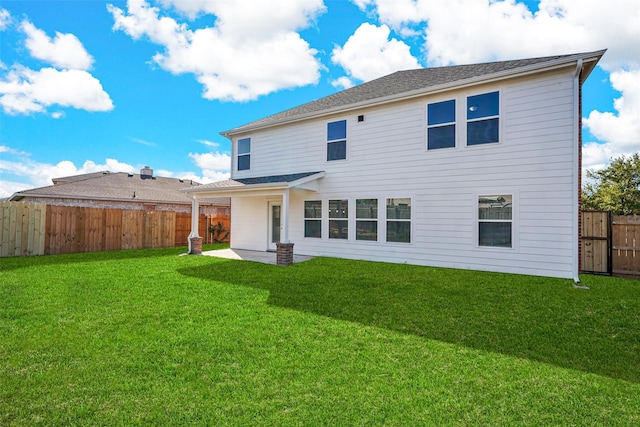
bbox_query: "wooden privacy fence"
[612,215,640,277]
[0,201,47,257]
[581,211,611,274]
[1,201,230,257]
[582,211,640,277]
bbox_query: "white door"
[268,202,281,250]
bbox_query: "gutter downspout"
[572,59,583,284]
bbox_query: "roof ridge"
[223,49,605,136]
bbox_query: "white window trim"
[475,190,518,251]
[385,196,413,245]
[464,90,502,148]
[326,119,348,162]
[355,198,380,242]
[236,137,251,172]
[328,198,349,240]
[426,98,457,151]
[424,90,503,152]
[303,200,322,239]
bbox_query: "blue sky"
[1,0,638,198]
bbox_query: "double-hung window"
[356,199,378,241]
[427,99,456,150]
[304,201,322,238]
[329,199,348,239]
[327,120,346,161]
[386,198,411,243]
[237,138,251,170]
[467,91,499,146]
[478,195,512,247]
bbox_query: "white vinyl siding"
[229,67,578,278]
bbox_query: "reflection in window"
[327,120,347,161]
[237,138,251,170]
[467,92,499,146]
[329,199,348,239]
[428,99,456,150]
[386,198,411,243]
[304,200,322,238]
[478,195,512,247]
[356,199,378,241]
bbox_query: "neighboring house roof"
[10,171,230,205]
[186,172,325,195]
[52,171,112,185]
[222,49,605,136]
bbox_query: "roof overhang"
[221,49,606,138]
[183,171,325,198]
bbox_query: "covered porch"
[182,171,324,265]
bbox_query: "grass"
[1,245,639,426]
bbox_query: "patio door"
[268,202,281,250]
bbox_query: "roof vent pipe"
[140,166,153,179]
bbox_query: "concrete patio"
[201,248,314,265]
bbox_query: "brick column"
[276,242,294,266]
[189,237,203,255]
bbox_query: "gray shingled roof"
[10,171,230,205]
[223,50,605,135]
[190,171,323,191]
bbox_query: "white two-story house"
[185,50,605,280]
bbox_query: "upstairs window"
[427,99,456,150]
[386,198,411,243]
[327,120,346,161]
[304,200,322,238]
[467,91,499,146]
[329,199,348,239]
[237,138,251,170]
[478,195,512,247]
[356,198,378,241]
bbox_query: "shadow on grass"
[179,257,640,383]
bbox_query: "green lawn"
[1,246,639,426]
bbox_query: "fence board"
[122,210,143,250]
[0,202,7,258]
[175,213,192,246]
[612,215,640,277]
[0,201,46,256]
[104,209,122,251]
[581,211,610,274]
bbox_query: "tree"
[582,153,640,215]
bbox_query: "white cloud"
[0,66,114,114]
[0,8,12,30]
[331,23,420,84]
[188,151,231,183]
[0,17,113,116]
[197,139,220,148]
[355,0,639,69]
[129,136,157,146]
[583,69,640,170]
[108,0,324,101]
[160,0,325,38]
[0,145,29,155]
[332,76,355,90]
[21,20,94,70]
